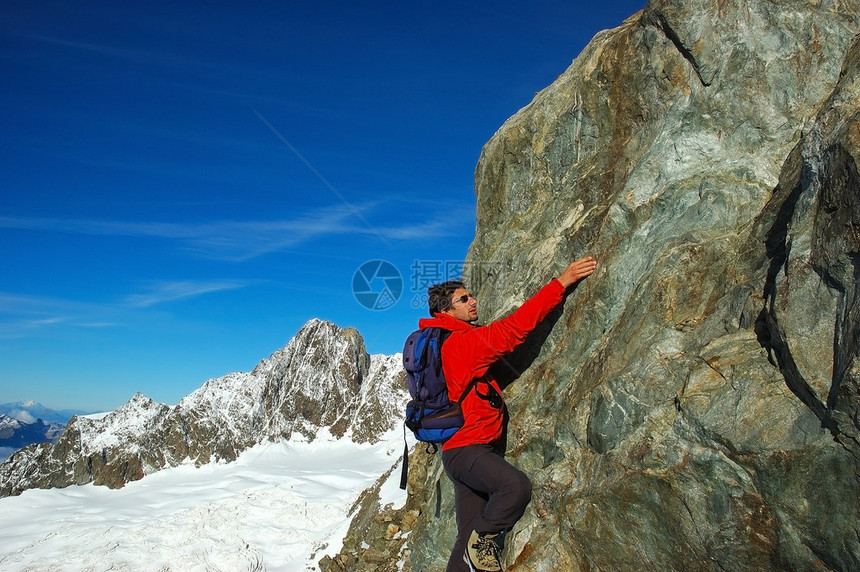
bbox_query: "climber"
[418,256,596,572]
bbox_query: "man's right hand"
[557,256,597,288]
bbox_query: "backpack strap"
[400,424,410,490]
[457,377,479,404]
[428,327,471,404]
[435,329,451,377]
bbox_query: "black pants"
[441,444,532,572]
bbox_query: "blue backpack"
[399,327,477,489]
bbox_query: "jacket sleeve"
[445,279,566,377]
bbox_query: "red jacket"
[417,279,566,450]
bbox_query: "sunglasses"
[452,294,474,305]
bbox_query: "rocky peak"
[0,415,21,433]
[77,393,170,455]
[259,318,371,439]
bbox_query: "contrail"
[252,108,393,249]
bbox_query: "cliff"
[324,1,860,570]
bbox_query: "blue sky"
[1,1,644,411]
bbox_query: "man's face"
[442,287,478,323]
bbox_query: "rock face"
[0,319,407,496]
[329,1,860,571]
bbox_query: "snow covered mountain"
[0,415,64,448]
[0,319,407,497]
[0,400,87,425]
[0,402,71,463]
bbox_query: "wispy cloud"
[20,33,198,70]
[0,293,84,339]
[0,279,250,339]
[0,207,359,262]
[379,217,471,240]
[0,293,80,318]
[0,203,466,262]
[124,280,247,308]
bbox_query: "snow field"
[0,430,410,571]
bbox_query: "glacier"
[0,428,411,571]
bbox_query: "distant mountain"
[0,319,407,497]
[0,415,63,447]
[0,401,87,425]
[0,402,72,462]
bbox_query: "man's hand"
[557,256,597,288]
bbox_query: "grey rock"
[334,1,860,570]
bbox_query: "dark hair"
[427,280,464,316]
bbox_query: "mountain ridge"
[0,401,88,425]
[0,402,73,463]
[0,318,407,497]
[0,416,63,449]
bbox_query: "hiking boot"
[464,530,502,571]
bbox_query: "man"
[420,256,596,572]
